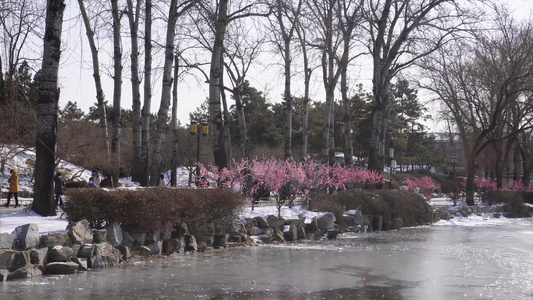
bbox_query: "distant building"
[429,132,464,167]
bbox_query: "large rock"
[162,239,180,255]
[0,233,15,249]
[13,224,40,250]
[106,224,123,247]
[326,229,339,240]
[41,232,70,248]
[184,234,198,253]
[115,245,132,260]
[248,227,262,236]
[258,235,272,244]
[266,215,285,229]
[253,216,269,228]
[213,235,228,249]
[30,248,48,265]
[0,250,16,269]
[297,227,306,240]
[0,269,8,282]
[171,223,189,239]
[93,229,107,243]
[147,241,163,255]
[316,213,336,231]
[284,218,305,228]
[7,265,42,280]
[72,257,88,271]
[67,220,93,245]
[273,229,286,243]
[121,231,135,247]
[11,250,31,271]
[283,225,298,241]
[48,246,74,263]
[79,245,95,258]
[45,262,78,274]
[91,243,120,268]
[129,232,146,247]
[145,231,161,245]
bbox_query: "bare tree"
[33,0,65,216]
[139,0,152,186]
[149,0,196,186]
[268,0,303,159]
[171,55,179,186]
[126,0,143,183]
[76,0,110,158]
[305,0,362,164]
[419,12,533,205]
[363,0,472,173]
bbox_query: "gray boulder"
[283,225,298,241]
[184,234,198,253]
[13,224,40,250]
[106,225,123,246]
[79,245,95,258]
[392,218,404,230]
[258,235,272,244]
[129,232,146,247]
[11,250,31,271]
[116,245,132,260]
[135,246,151,257]
[48,246,74,262]
[0,233,15,249]
[145,231,161,245]
[121,231,135,247]
[213,234,228,249]
[67,220,93,245]
[316,213,336,231]
[91,243,120,268]
[45,262,78,274]
[7,265,42,280]
[273,229,286,243]
[93,229,107,244]
[248,227,262,236]
[0,250,16,269]
[284,218,305,228]
[41,232,70,248]
[30,248,48,265]
[162,239,180,255]
[326,229,339,240]
[0,269,8,282]
[147,241,163,255]
[297,227,306,240]
[72,257,88,271]
[253,216,269,228]
[266,215,285,229]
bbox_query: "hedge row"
[312,189,432,229]
[64,188,245,238]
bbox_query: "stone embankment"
[3,202,530,282]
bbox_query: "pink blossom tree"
[405,176,440,200]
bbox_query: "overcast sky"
[57,0,533,129]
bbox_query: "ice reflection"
[2,223,533,299]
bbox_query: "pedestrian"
[4,169,19,207]
[87,177,98,188]
[54,172,66,209]
[159,174,167,187]
[100,173,114,188]
[91,170,101,188]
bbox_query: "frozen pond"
[2,220,533,299]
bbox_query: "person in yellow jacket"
[4,169,19,207]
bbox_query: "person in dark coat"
[4,169,19,207]
[100,174,114,188]
[87,177,98,188]
[54,172,66,209]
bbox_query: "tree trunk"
[341,68,353,166]
[110,0,122,184]
[171,55,179,187]
[209,0,229,169]
[283,37,292,159]
[140,0,152,186]
[33,0,65,216]
[127,0,142,183]
[149,0,179,186]
[77,0,110,158]
[233,87,249,158]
